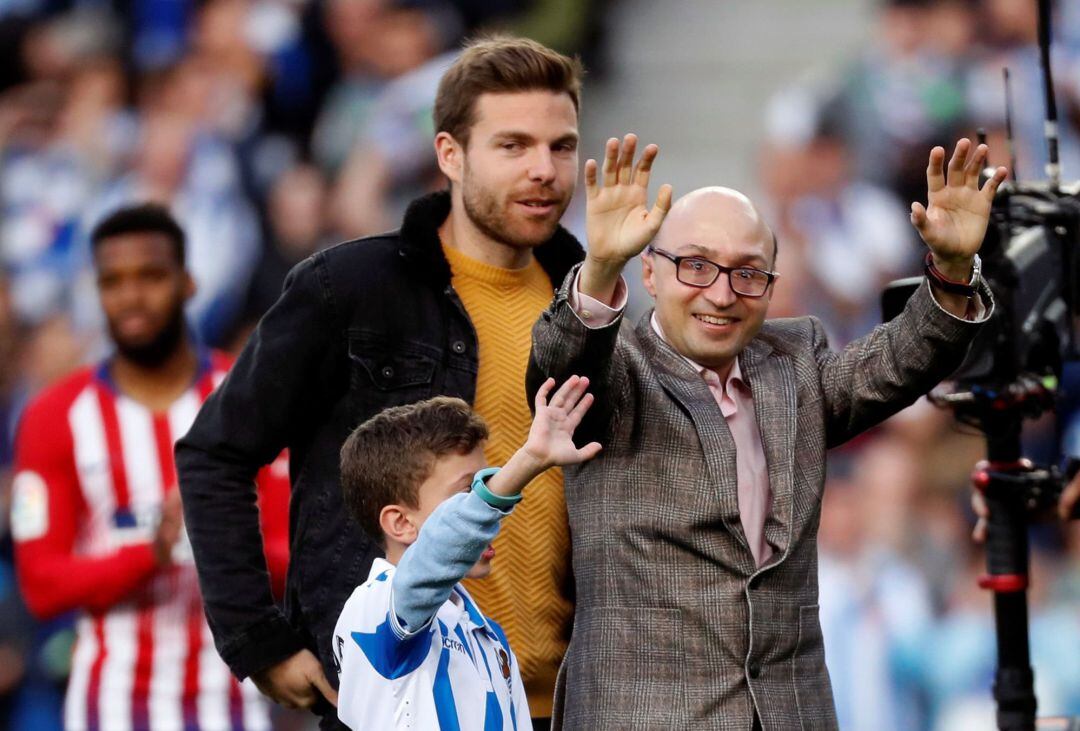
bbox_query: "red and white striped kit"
[13,353,276,731]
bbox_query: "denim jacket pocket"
[346,338,439,417]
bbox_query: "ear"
[379,504,419,547]
[434,131,463,186]
[763,274,778,301]
[182,271,197,301]
[641,251,657,298]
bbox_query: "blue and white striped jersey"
[333,558,531,731]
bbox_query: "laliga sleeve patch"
[11,470,49,541]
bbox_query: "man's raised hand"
[910,139,1008,278]
[585,134,673,263]
[580,134,672,303]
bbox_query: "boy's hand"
[485,376,602,499]
[524,376,603,469]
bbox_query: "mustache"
[510,185,566,199]
[109,306,187,367]
[114,308,154,321]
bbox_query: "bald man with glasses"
[528,134,1005,730]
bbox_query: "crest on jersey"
[332,635,343,674]
[11,471,48,541]
[497,648,511,680]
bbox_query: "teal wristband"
[471,467,522,510]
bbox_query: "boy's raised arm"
[391,377,601,636]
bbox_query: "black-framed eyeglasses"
[647,246,778,298]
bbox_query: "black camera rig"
[882,2,1080,728]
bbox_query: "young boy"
[332,375,601,730]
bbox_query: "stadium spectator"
[86,102,261,347]
[330,51,458,238]
[965,0,1080,181]
[311,0,456,175]
[238,162,333,342]
[759,108,917,345]
[820,0,974,205]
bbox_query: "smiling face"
[437,90,579,253]
[642,188,776,375]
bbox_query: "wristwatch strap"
[471,467,521,510]
[924,252,980,298]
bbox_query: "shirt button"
[581,309,592,319]
[451,340,466,354]
[748,664,761,680]
[381,366,394,379]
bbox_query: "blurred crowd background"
[1,0,1080,728]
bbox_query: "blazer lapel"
[739,339,797,562]
[637,317,751,558]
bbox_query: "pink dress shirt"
[570,274,774,566]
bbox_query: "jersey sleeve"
[12,396,158,620]
[333,579,433,730]
[392,491,508,634]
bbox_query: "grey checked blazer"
[527,267,988,730]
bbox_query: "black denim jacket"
[176,191,584,694]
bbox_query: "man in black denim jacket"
[175,38,585,728]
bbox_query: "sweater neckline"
[441,242,547,288]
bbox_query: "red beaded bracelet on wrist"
[923,252,979,298]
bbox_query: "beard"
[110,305,187,368]
[461,171,569,250]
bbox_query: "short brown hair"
[341,397,489,547]
[434,34,584,147]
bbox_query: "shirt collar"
[452,585,489,630]
[649,312,747,392]
[93,343,214,394]
[373,557,498,638]
[367,557,395,583]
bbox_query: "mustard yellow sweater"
[444,243,571,718]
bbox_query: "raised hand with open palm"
[579,134,673,303]
[910,138,1008,278]
[523,376,602,467]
